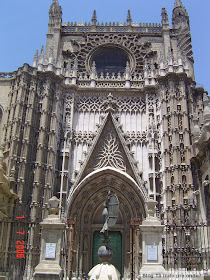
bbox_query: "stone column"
[139,200,165,277]
[33,196,65,280]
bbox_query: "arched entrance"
[67,167,146,279]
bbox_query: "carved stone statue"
[100,190,119,245]
[100,190,110,234]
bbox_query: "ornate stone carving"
[74,94,146,113]
[75,96,104,112]
[94,132,126,171]
[63,34,156,76]
[103,93,117,112]
[123,131,148,146]
[65,94,73,131]
[74,131,96,144]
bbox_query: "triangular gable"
[72,112,146,197]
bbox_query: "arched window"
[91,46,129,75]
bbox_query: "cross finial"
[161,7,169,26]
[127,10,132,25]
[91,10,97,25]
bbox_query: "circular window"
[90,46,130,75]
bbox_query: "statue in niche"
[100,192,110,234]
[83,235,88,252]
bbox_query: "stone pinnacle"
[174,0,184,8]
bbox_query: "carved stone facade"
[0,0,209,279]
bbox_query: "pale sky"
[0,0,209,93]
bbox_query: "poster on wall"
[147,245,158,261]
[45,243,56,259]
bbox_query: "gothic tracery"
[94,132,126,171]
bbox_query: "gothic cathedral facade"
[0,0,209,279]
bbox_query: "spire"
[174,0,184,8]
[91,10,97,25]
[172,0,189,29]
[33,50,38,67]
[127,10,132,25]
[38,46,44,64]
[49,0,62,24]
[161,8,169,27]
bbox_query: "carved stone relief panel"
[94,132,126,171]
[62,34,156,75]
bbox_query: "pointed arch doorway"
[92,203,123,275]
[67,167,146,279]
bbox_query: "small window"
[177,104,181,111]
